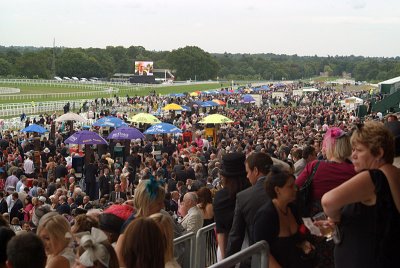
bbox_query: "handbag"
[297,161,320,217]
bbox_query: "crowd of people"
[0,83,399,268]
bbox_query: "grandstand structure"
[373,76,400,114]
[112,69,175,84]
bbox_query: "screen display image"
[134,61,153,76]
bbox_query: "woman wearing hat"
[213,152,250,260]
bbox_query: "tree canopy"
[0,45,399,82]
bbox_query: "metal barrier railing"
[195,222,217,268]
[173,231,196,268]
[208,240,269,268]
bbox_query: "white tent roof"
[302,87,319,92]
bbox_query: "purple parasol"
[64,130,108,145]
[107,127,145,140]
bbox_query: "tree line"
[0,45,399,82]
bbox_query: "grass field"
[0,81,232,104]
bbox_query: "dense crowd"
[0,83,399,268]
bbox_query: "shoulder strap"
[301,160,320,190]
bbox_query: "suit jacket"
[169,199,178,213]
[99,175,112,197]
[56,202,71,215]
[181,206,204,233]
[226,176,270,260]
[109,191,127,202]
[10,199,23,221]
[0,198,8,214]
[83,202,93,210]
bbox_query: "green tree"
[323,65,333,76]
[15,52,51,78]
[0,58,12,76]
[168,46,219,80]
[57,49,103,78]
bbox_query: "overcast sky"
[1,0,399,57]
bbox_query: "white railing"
[209,241,269,268]
[173,223,269,268]
[0,87,20,94]
[195,223,217,268]
[0,97,133,117]
[0,88,118,102]
[174,231,196,268]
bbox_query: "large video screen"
[134,61,153,76]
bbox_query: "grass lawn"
[118,83,231,96]
[0,81,232,104]
[0,83,97,94]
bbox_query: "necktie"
[116,192,119,200]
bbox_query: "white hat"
[38,196,46,203]
[43,148,50,153]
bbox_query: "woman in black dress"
[254,167,314,268]
[197,187,217,265]
[322,121,400,267]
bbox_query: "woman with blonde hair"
[322,121,400,267]
[133,178,165,218]
[296,127,356,217]
[150,213,181,268]
[296,127,356,267]
[120,173,127,193]
[115,178,166,266]
[37,213,75,268]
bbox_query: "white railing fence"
[173,231,196,268]
[0,87,20,94]
[209,241,269,268]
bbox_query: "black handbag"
[297,161,320,217]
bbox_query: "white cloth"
[181,206,204,233]
[23,158,34,174]
[59,246,75,267]
[79,228,110,267]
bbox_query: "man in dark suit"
[99,167,112,198]
[55,160,68,179]
[126,149,142,184]
[67,197,78,211]
[184,163,196,181]
[226,152,273,267]
[109,184,126,203]
[84,161,98,200]
[56,195,71,215]
[81,195,93,210]
[172,158,184,173]
[0,192,8,214]
[169,191,179,214]
[167,172,177,192]
[10,192,23,222]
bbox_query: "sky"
[1,0,399,57]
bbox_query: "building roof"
[379,76,400,85]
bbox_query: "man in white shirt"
[17,176,28,193]
[23,155,35,177]
[6,186,16,213]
